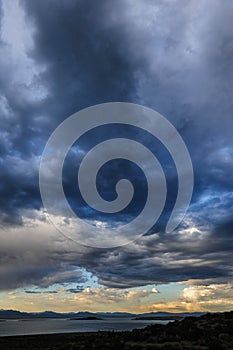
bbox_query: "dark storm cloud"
[0,0,232,290]
[1,215,232,291]
[23,0,139,121]
[1,0,232,225]
[0,2,2,33]
[72,219,233,289]
[0,242,87,290]
[0,0,140,224]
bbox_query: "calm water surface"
[0,318,171,337]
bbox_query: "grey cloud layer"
[0,0,232,290]
[1,217,232,291]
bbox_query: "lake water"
[0,318,171,337]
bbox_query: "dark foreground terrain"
[0,311,233,350]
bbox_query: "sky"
[0,0,233,313]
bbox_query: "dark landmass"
[70,316,102,321]
[0,309,205,319]
[1,311,233,349]
[134,316,184,321]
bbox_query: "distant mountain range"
[0,309,206,319]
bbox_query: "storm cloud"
[0,0,232,293]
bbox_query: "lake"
[0,318,171,337]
